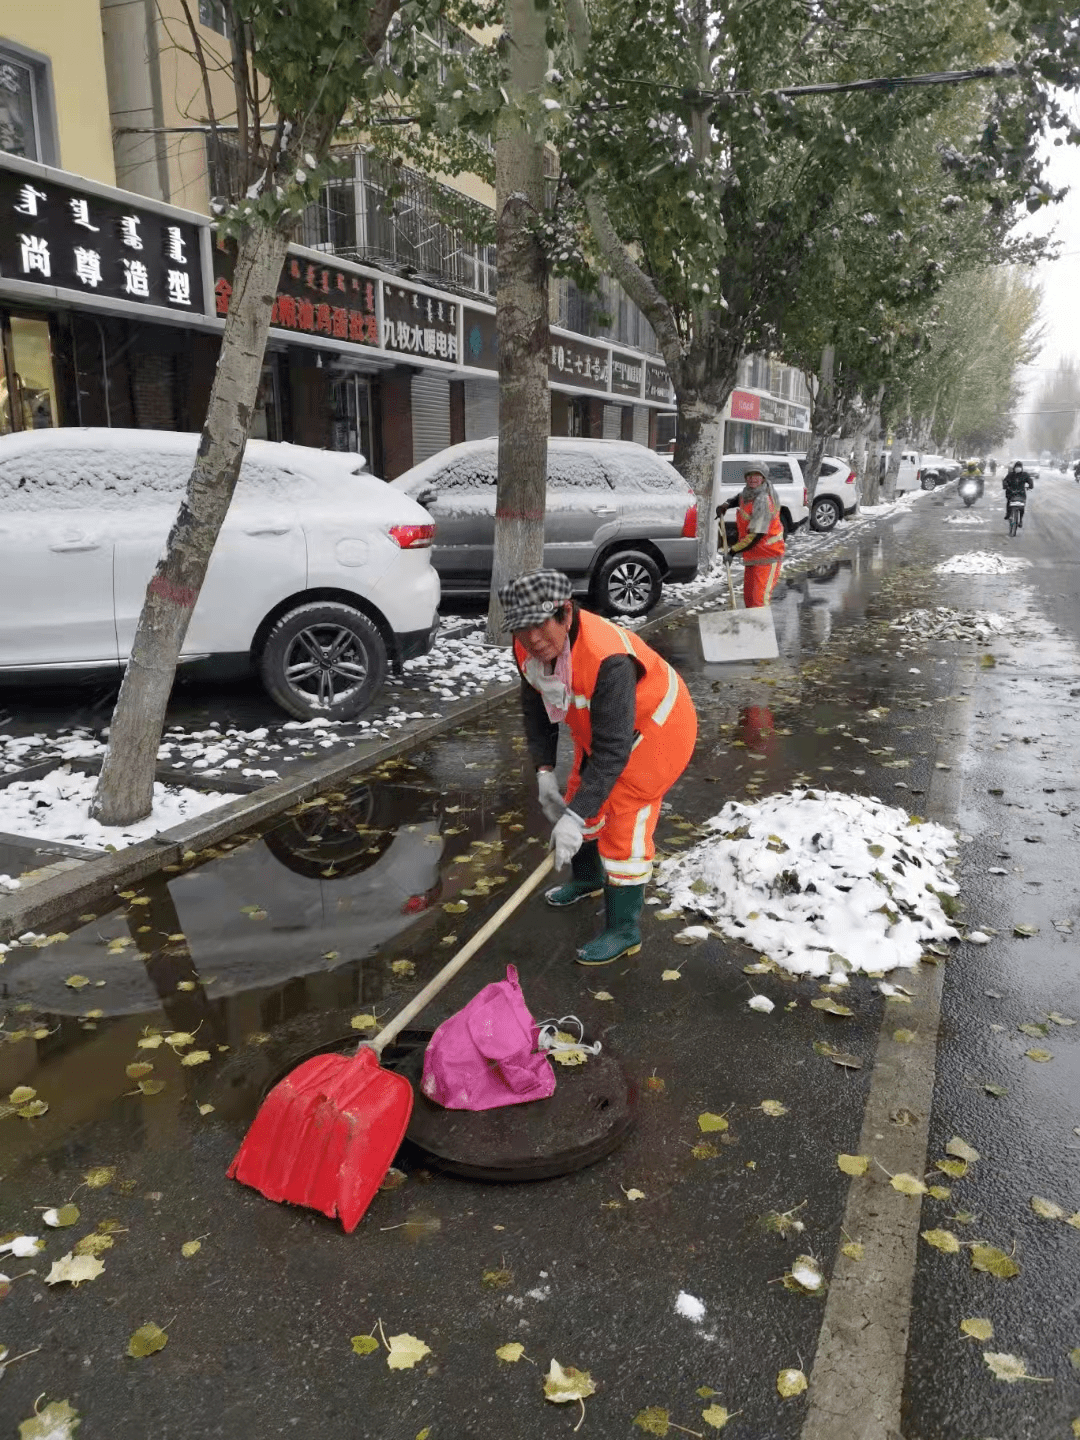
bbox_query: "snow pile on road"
[889,607,1008,643]
[657,788,959,977]
[399,621,518,699]
[936,551,1029,576]
[0,767,225,850]
[944,514,986,526]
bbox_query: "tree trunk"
[485,0,550,643]
[91,224,290,824]
[859,383,886,505]
[803,344,835,503]
[673,393,725,569]
[883,432,904,500]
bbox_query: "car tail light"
[681,503,698,538]
[803,487,808,506]
[389,523,435,549]
[845,469,856,485]
[916,469,921,483]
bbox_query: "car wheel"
[592,550,662,617]
[809,495,842,532]
[259,602,388,720]
[921,474,936,491]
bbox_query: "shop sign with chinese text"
[550,335,608,392]
[462,306,497,370]
[213,245,379,346]
[382,283,458,362]
[645,362,675,404]
[610,351,644,398]
[0,167,203,311]
[730,390,760,421]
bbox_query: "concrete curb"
[0,498,915,943]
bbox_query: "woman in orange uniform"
[716,459,785,606]
[499,569,698,966]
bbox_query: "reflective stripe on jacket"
[736,490,785,565]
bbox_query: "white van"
[715,454,809,534]
[896,449,921,493]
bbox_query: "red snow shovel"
[227,851,555,1232]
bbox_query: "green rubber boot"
[545,840,605,908]
[575,884,645,966]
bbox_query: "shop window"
[198,0,230,36]
[0,312,58,433]
[330,373,372,466]
[0,43,56,165]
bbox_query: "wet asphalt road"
[0,481,1078,1439]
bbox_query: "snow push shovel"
[697,519,779,663]
[227,851,555,1232]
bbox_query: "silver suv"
[390,438,699,617]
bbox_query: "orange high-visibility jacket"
[736,490,785,565]
[514,609,694,799]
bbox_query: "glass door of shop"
[0,312,58,433]
[330,373,374,470]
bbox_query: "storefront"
[725,389,811,454]
[0,151,677,479]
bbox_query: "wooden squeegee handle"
[720,516,739,612]
[368,851,557,1058]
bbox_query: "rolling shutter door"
[411,373,451,464]
[464,379,499,440]
[602,403,621,439]
[632,406,649,446]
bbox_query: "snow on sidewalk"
[657,788,959,977]
[935,551,1030,576]
[0,768,226,852]
[889,607,1008,643]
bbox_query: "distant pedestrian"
[716,459,785,607]
[499,569,697,966]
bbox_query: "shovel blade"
[698,607,779,662]
[227,1047,413,1232]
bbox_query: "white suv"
[715,454,809,534]
[0,428,440,720]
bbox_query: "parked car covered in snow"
[0,428,440,720]
[790,454,860,531]
[389,438,699,618]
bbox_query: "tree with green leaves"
[91,0,466,825]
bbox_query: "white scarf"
[523,637,573,723]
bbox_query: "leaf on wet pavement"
[1048,1012,1077,1026]
[837,1154,869,1176]
[921,1229,960,1253]
[661,969,683,982]
[698,1113,729,1133]
[495,1342,525,1363]
[927,1185,952,1201]
[127,1323,168,1358]
[137,1035,163,1049]
[165,1031,196,1050]
[592,990,615,1002]
[982,1082,1008,1097]
[443,901,469,914]
[935,1158,968,1179]
[16,1097,49,1118]
[136,1079,166,1096]
[1030,1196,1065,1220]
[391,960,416,978]
[181,1239,202,1257]
[543,1359,596,1404]
[350,1014,378,1030]
[43,1205,80,1228]
[350,1335,379,1356]
[83,1167,115,1189]
[1013,925,1039,938]
[1025,1049,1053,1062]
[890,1174,927,1196]
[633,1407,673,1435]
[759,1100,788,1117]
[45,1252,104,1286]
[64,975,91,990]
[982,1351,1049,1383]
[701,1403,731,1429]
[18,1399,81,1439]
[385,1332,431,1370]
[197,1103,215,1116]
[970,1245,1020,1278]
[8,1086,35,1104]
[810,998,854,1017]
[841,1242,864,1260]
[777,1368,808,1397]
[73,1233,113,1258]
[482,1268,513,1288]
[691,1142,718,1160]
[1018,1022,1049,1038]
[959,1317,993,1341]
[945,1138,980,1163]
[893,1029,918,1044]
[788,1255,823,1291]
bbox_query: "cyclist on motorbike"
[1003,461,1034,527]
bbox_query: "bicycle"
[1007,498,1024,537]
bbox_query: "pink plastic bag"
[421,964,556,1111]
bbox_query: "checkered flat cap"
[498,569,573,631]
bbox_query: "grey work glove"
[551,810,586,869]
[537,769,566,824]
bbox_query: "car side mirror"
[416,486,438,508]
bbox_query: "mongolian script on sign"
[382,284,458,362]
[213,250,379,346]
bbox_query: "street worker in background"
[499,570,698,966]
[1002,460,1034,526]
[715,459,786,607]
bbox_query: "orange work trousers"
[565,680,697,886]
[744,559,782,608]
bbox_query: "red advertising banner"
[730,390,760,421]
[213,245,378,346]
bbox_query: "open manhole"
[263,1029,636,1183]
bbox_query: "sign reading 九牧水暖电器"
[0,168,203,312]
